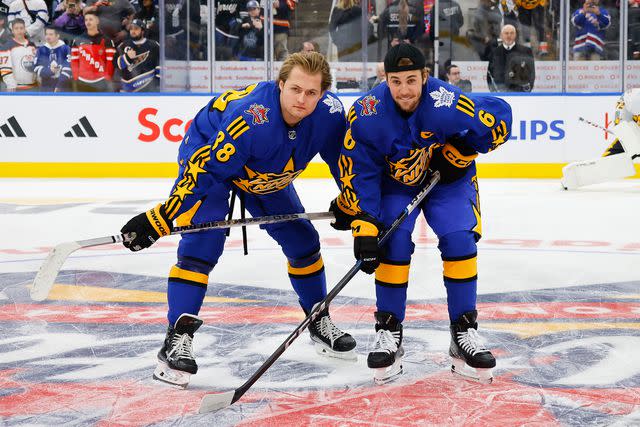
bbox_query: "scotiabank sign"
[137,107,196,143]
[0,94,621,165]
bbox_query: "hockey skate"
[153,313,203,388]
[449,310,495,384]
[306,304,357,360]
[367,311,404,385]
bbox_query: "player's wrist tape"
[442,143,478,168]
[145,204,172,237]
[351,218,379,237]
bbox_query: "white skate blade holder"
[451,357,493,384]
[374,357,403,385]
[312,339,358,361]
[153,361,191,389]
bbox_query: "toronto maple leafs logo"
[322,95,343,114]
[245,103,270,125]
[430,87,455,108]
[358,95,380,116]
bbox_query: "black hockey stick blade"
[197,171,440,414]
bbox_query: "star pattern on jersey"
[323,95,343,114]
[430,87,455,108]
[186,160,207,180]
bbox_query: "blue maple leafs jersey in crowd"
[338,77,513,221]
[161,80,348,220]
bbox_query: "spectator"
[83,0,134,44]
[367,61,385,88]
[300,40,319,52]
[237,0,263,60]
[34,26,71,91]
[571,0,610,60]
[469,0,502,61]
[273,0,297,60]
[164,0,200,60]
[70,11,115,91]
[516,0,547,56]
[629,0,640,59]
[0,19,37,91]
[446,63,472,91]
[378,0,424,50]
[499,0,519,28]
[329,0,363,61]
[116,18,159,91]
[486,24,535,91]
[436,0,464,64]
[215,0,241,60]
[134,0,158,42]
[7,0,49,45]
[0,6,10,46]
[53,0,86,43]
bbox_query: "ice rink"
[1,177,639,426]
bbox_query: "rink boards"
[2,93,639,179]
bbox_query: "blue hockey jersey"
[161,80,348,220]
[34,40,71,91]
[337,77,512,221]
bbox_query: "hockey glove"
[121,203,173,252]
[329,196,356,231]
[428,138,478,184]
[352,216,381,274]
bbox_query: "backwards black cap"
[384,43,426,73]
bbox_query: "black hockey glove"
[351,216,381,274]
[428,138,478,184]
[329,196,356,231]
[121,203,173,252]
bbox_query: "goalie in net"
[561,88,640,190]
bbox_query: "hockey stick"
[29,211,334,301]
[578,116,616,135]
[199,171,441,414]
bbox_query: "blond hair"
[277,51,332,92]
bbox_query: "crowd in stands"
[0,0,159,91]
[0,0,635,92]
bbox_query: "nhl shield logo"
[245,103,270,125]
[288,130,297,140]
[358,95,380,116]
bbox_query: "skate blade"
[313,341,358,361]
[153,361,191,389]
[373,359,403,385]
[450,358,493,384]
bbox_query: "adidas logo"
[0,116,26,138]
[65,116,97,138]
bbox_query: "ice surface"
[0,178,639,425]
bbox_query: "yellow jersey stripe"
[230,124,250,140]
[169,265,209,285]
[458,95,475,107]
[227,116,246,134]
[456,104,475,118]
[288,257,324,276]
[443,257,477,280]
[375,262,410,285]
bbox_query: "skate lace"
[457,328,488,356]
[168,332,195,360]
[372,329,400,354]
[317,315,345,345]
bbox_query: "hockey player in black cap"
[329,43,512,384]
[116,18,160,92]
